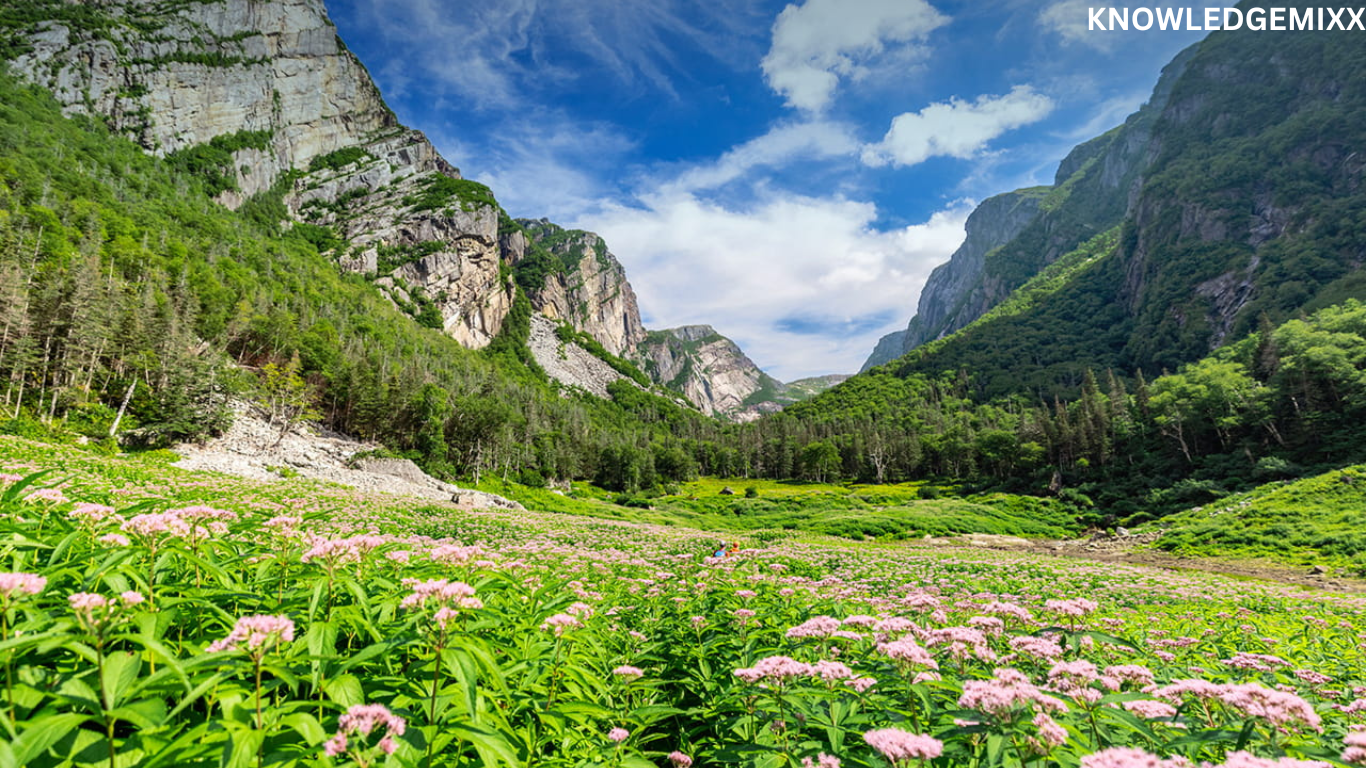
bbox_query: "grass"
[1150,464,1366,571]
[471,476,1081,540]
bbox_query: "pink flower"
[669,751,693,768]
[1082,747,1188,768]
[1343,729,1366,764]
[734,656,812,686]
[400,579,480,612]
[960,668,1069,717]
[1218,752,1329,768]
[325,703,406,760]
[69,503,118,523]
[1045,598,1099,618]
[802,754,842,768]
[24,488,69,504]
[613,665,644,681]
[122,512,190,539]
[608,727,629,743]
[541,613,582,635]
[1009,635,1064,660]
[1123,700,1178,719]
[863,728,942,764]
[68,591,141,632]
[877,638,938,669]
[787,615,841,639]
[845,677,878,693]
[810,660,854,683]
[1030,712,1067,752]
[97,533,130,547]
[0,572,46,599]
[323,733,347,757]
[208,614,296,655]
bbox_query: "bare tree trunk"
[110,378,136,437]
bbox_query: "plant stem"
[426,637,444,768]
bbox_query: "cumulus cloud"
[861,86,1055,167]
[577,191,971,379]
[663,120,861,196]
[1039,0,1114,49]
[761,0,949,112]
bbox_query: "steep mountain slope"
[862,188,1047,370]
[0,0,802,424]
[864,44,1197,372]
[0,0,643,354]
[885,11,1366,398]
[634,327,847,421]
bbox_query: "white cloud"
[434,116,636,222]
[576,191,970,379]
[663,120,861,195]
[336,0,759,111]
[862,86,1055,167]
[1039,0,1114,49]
[761,0,949,112]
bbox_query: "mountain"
[861,188,1048,370]
[863,43,1197,372]
[634,327,848,421]
[880,12,1366,398]
[0,0,808,424]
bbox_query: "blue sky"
[325,0,1218,380]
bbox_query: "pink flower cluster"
[786,615,841,639]
[613,665,644,681]
[876,638,938,669]
[24,488,69,504]
[959,668,1069,717]
[668,751,693,768]
[323,703,407,759]
[1045,598,1099,618]
[0,572,47,599]
[207,614,296,655]
[733,655,815,685]
[802,754,842,768]
[1152,680,1322,732]
[541,613,582,635]
[1344,730,1366,764]
[863,728,942,764]
[68,591,144,632]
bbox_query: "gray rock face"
[513,221,647,357]
[7,0,509,349]
[862,190,1045,370]
[632,326,782,422]
[861,45,1198,372]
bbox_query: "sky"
[325,0,1220,380]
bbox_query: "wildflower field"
[1,436,1364,768]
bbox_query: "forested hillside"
[0,72,712,485]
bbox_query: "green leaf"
[323,673,364,708]
[9,713,90,765]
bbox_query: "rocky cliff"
[862,45,1197,372]
[634,326,780,421]
[634,326,845,421]
[862,189,1046,370]
[502,219,647,357]
[2,0,568,351]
